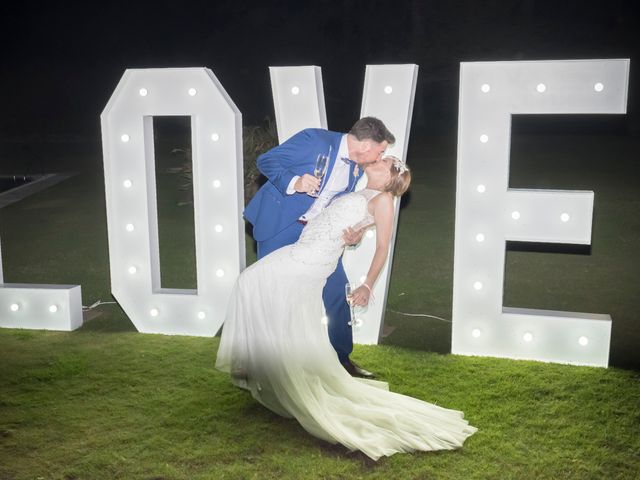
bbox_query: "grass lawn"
[1,133,639,479]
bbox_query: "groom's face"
[358,140,388,166]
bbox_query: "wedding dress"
[216,189,476,460]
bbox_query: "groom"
[244,117,395,378]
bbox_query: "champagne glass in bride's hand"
[345,283,356,327]
[309,153,329,197]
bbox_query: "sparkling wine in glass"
[345,282,355,326]
[310,153,329,197]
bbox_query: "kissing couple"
[216,117,476,460]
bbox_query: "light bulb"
[536,83,546,93]
[523,332,534,342]
[150,308,159,317]
[472,328,481,338]
[560,213,570,222]
[480,134,489,143]
[216,269,225,278]
[120,134,130,143]
[475,233,485,242]
[123,179,133,189]
[511,211,520,220]
[473,281,483,291]
[212,179,221,188]
[188,88,197,96]
[578,336,589,346]
[49,305,58,313]
[384,85,393,94]
[138,88,148,96]
[476,184,486,193]
[125,223,135,232]
[594,82,604,92]
[481,83,491,93]
[128,266,137,275]
[211,133,220,142]
[291,86,300,95]
[10,303,20,312]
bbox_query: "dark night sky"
[1,0,638,140]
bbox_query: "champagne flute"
[309,153,329,197]
[345,282,355,326]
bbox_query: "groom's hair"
[349,117,395,145]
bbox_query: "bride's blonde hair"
[383,156,411,196]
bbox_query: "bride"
[216,155,476,460]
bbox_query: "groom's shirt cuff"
[286,176,300,195]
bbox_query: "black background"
[1,0,638,142]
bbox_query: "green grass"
[1,134,639,478]
[1,331,639,480]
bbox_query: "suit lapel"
[347,162,363,192]
[325,141,339,183]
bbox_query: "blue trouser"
[257,222,353,364]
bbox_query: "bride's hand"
[351,285,371,307]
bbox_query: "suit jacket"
[244,128,363,242]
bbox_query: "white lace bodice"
[289,189,379,272]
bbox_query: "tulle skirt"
[216,246,477,460]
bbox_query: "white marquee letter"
[0,231,82,331]
[101,68,245,336]
[269,64,418,344]
[452,59,629,367]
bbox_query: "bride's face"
[366,156,393,185]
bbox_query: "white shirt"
[290,135,351,222]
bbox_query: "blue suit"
[244,128,363,364]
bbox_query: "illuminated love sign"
[0,235,83,330]
[101,68,245,336]
[99,64,416,339]
[3,61,629,371]
[452,59,629,367]
[269,64,418,344]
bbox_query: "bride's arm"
[351,194,394,307]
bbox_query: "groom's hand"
[294,174,321,194]
[342,227,364,246]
